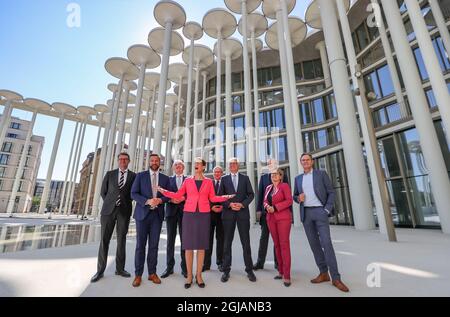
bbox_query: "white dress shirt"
[302,171,323,208]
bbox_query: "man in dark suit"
[254,159,289,271]
[219,158,256,283]
[294,153,349,293]
[204,166,225,272]
[131,154,170,287]
[161,160,187,279]
[91,152,136,283]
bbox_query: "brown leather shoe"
[332,280,350,293]
[148,274,161,285]
[311,272,331,284]
[132,276,142,287]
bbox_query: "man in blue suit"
[131,154,170,287]
[293,153,349,293]
[161,160,187,279]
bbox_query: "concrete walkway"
[0,223,449,297]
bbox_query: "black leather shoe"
[161,269,174,279]
[91,272,104,283]
[115,270,131,278]
[196,278,206,288]
[274,275,282,280]
[284,282,291,287]
[253,263,264,271]
[221,272,230,283]
[247,271,257,282]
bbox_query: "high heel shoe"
[195,276,206,288]
[184,279,193,289]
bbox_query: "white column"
[38,114,65,215]
[105,79,124,176]
[138,110,150,172]
[154,22,173,155]
[92,109,113,218]
[201,72,208,157]
[58,121,79,214]
[337,0,396,239]
[276,10,300,222]
[380,0,450,234]
[315,41,332,88]
[66,122,87,216]
[251,34,262,182]
[83,116,103,218]
[215,33,223,167]
[175,80,183,158]
[6,111,38,216]
[429,0,450,56]
[369,0,408,117]
[165,105,176,174]
[0,101,14,147]
[405,0,450,142]
[280,0,304,168]
[145,88,157,169]
[241,0,257,225]
[114,87,131,167]
[63,121,84,215]
[225,53,233,172]
[184,39,195,167]
[129,64,146,164]
[192,60,201,171]
[318,0,375,230]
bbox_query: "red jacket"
[263,182,293,221]
[161,177,228,213]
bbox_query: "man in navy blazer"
[219,158,256,283]
[131,154,170,287]
[293,153,349,293]
[161,160,187,279]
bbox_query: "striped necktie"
[116,171,125,206]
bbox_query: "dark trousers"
[204,211,224,268]
[222,215,254,274]
[135,211,163,276]
[166,211,186,273]
[303,207,341,281]
[256,214,278,268]
[97,206,130,274]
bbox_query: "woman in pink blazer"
[263,168,293,287]
[158,158,234,289]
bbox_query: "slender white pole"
[39,113,65,215]
[66,121,87,216]
[64,121,83,215]
[114,87,131,167]
[58,121,79,214]
[83,115,104,219]
[215,32,223,167]
[184,38,195,167]
[129,64,147,164]
[225,53,233,172]
[154,22,173,155]
[251,33,262,183]
[192,59,201,173]
[175,79,184,158]
[201,72,208,158]
[145,87,157,169]
[429,0,450,56]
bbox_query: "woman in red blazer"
[263,168,293,287]
[158,158,234,289]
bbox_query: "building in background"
[0,116,44,214]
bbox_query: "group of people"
[90,152,350,293]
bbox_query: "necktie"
[116,171,125,206]
[232,174,238,192]
[152,173,158,198]
[215,180,220,194]
[177,176,182,190]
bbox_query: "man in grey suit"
[91,152,136,283]
[293,153,349,293]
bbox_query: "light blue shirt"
[302,171,323,208]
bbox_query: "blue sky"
[0,0,312,181]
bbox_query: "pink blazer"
[263,183,293,222]
[161,177,228,213]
